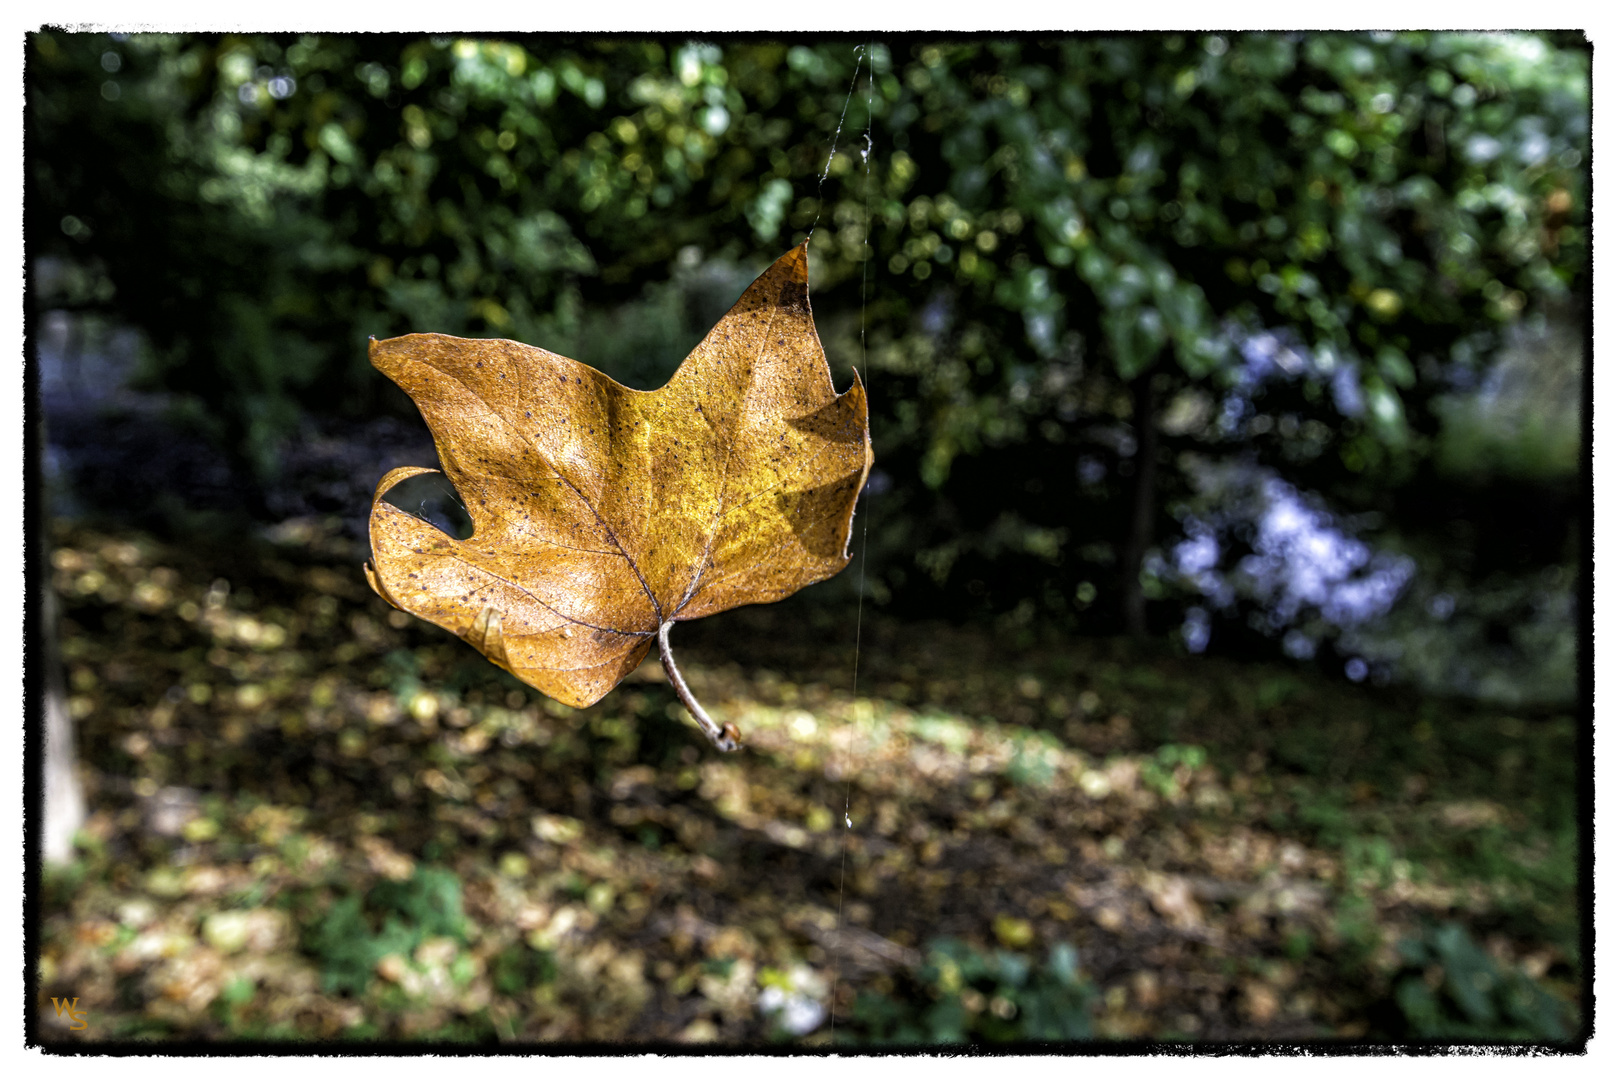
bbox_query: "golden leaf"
[364,245,871,750]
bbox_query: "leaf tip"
[783,242,810,283]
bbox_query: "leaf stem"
[658,621,739,752]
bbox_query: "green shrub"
[845,938,1094,1045]
[490,944,557,997]
[306,866,467,996]
[1140,743,1207,800]
[1378,923,1572,1042]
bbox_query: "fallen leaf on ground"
[365,245,872,748]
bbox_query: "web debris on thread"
[806,45,865,241]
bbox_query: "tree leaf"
[364,245,872,750]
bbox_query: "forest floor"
[36,516,1584,1047]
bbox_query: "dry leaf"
[364,245,871,749]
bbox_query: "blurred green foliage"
[305,865,467,995]
[1140,742,1207,799]
[1432,314,1583,482]
[30,31,1588,648]
[1379,923,1572,1041]
[846,938,1094,1044]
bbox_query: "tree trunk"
[43,581,85,865]
[1121,371,1159,638]
[35,321,86,864]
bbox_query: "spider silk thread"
[827,41,876,1036]
[806,46,866,241]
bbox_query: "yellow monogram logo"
[51,997,89,1031]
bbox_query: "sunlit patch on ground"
[38,520,1579,1044]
